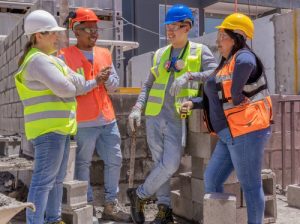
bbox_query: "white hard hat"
[24,10,66,35]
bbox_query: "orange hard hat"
[70,7,99,29]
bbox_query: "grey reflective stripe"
[25,110,75,123]
[148,96,163,104]
[152,83,166,90]
[222,89,269,110]
[218,91,223,100]
[215,74,233,83]
[22,95,75,107]
[243,75,267,93]
[189,42,200,56]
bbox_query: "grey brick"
[288,184,300,208]
[12,27,18,43]
[15,38,21,55]
[171,190,193,220]
[17,102,23,117]
[179,172,192,199]
[62,180,88,211]
[203,193,236,224]
[62,205,93,224]
[18,20,24,38]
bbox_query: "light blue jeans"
[75,121,122,202]
[204,127,271,224]
[26,132,70,224]
[137,117,183,206]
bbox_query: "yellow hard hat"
[216,13,254,39]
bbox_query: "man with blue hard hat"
[127,4,217,224]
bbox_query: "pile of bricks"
[171,109,277,224]
[61,180,92,224]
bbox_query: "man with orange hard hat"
[58,7,131,222]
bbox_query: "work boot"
[127,188,147,224]
[102,201,132,222]
[150,204,174,224]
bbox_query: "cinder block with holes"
[62,180,88,211]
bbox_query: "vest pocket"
[225,100,270,137]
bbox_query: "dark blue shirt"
[192,49,259,133]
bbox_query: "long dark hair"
[213,29,264,78]
[18,34,36,67]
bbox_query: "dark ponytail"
[18,35,36,67]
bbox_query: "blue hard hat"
[164,4,194,26]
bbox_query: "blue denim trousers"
[75,121,122,202]
[137,117,183,206]
[204,127,271,224]
[26,132,70,224]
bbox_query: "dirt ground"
[9,193,300,224]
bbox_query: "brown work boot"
[150,204,174,224]
[102,201,132,222]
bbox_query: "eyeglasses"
[217,32,231,41]
[76,27,100,34]
[165,24,188,31]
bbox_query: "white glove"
[169,73,191,96]
[128,106,142,132]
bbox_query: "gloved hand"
[169,72,191,96]
[128,106,142,132]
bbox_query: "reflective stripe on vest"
[215,50,272,137]
[59,46,116,122]
[145,42,202,116]
[15,48,77,140]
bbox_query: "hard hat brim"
[25,26,66,36]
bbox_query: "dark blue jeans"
[204,127,271,224]
[26,132,70,224]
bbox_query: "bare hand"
[95,66,111,84]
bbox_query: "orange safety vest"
[204,50,272,137]
[59,46,115,122]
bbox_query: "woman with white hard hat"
[15,9,102,224]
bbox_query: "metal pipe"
[281,101,286,189]
[291,102,296,184]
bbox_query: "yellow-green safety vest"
[145,41,202,116]
[15,48,77,140]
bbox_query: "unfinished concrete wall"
[273,9,300,94]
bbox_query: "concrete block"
[21,134,34,157]
[191,157,208,179]
[192,201,203,223]
[122,137,148,159]
[186,132,217,159]
[224,182,242,208]
[203,193,236,224]
[17,102,23,117]
[262,170,276,197]
[264,198,277,223]
[62,180,88,211]
[179,172,192,199]
[191,178,205,203]
[62,204,93,224]
[287,184,300,208]
[188,109,208,133]
[236,207,247,224]
[0,136,21,157]
[174,155,191,176]
[171,190,193,220]
[17,21,24,38]
[64,141,77,182]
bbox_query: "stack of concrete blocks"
[287,184,300,209]
[171,109,277,224]
[0,135,21,157]
[61,180,93,224]
[89,93,154,204]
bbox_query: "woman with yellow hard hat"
[182,13,272,224]
[15,9,103,224]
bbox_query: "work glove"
[128,105,142,132]
[169,72,192,96]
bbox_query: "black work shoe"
[127,188,147,224]
[150,204,174,224]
